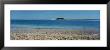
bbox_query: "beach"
[10,10,100,40]
[10,28,100,40]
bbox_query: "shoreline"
[10,28,100,40]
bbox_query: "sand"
[10,28,100,40]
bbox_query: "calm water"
[11,20,100,31]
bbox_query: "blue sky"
[11,10,100,20]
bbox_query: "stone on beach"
[10,29,100,40]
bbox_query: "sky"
[11,10,100,20]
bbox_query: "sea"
[11,19,100,31]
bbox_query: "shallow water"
[11,20,100,31]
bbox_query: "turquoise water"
[11,19,100,31]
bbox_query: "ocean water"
[11,20,100,31]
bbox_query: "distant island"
[56,18,64,20]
